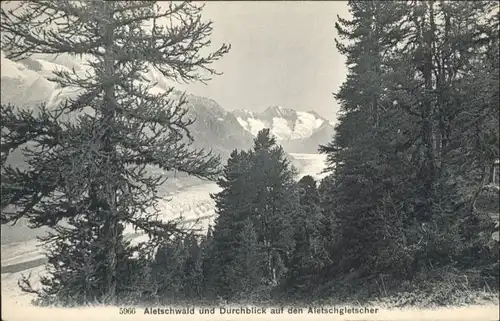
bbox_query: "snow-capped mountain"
[0,52,309,166]
[0,52,257,162]
[232,105,335,153]
[281,122,335,154]
[180,94,255,160]
[0,52,58,109]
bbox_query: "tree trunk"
[470,165,490,215]
[420,0,438,221]
[101,3,118,304]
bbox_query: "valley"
[1,153,328,272]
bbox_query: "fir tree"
[286,175,328,294]
[200,225,217,300]
[209,149,253,300]
[209,129,301,301]
[182,235,204,300]
[152,237,189,302]
[320,0,499,291]
[232,218,265,302]
[379,1,499,271]
[248,129,298,286]
[317,174,339,260]
[320,0,410,277]
[1,0,229,305]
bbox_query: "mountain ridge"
[0,52,333,159]
[232,105,335,148]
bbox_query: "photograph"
[1,1,499,320]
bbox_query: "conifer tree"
[320,0,410,276]
[182,236,204,300]
[321,0,499,285]
[209,129,301,301]
[200,225,217,300]
[286,175,328,293]
[210,149,253,300]
[152,237,189,301]
[232,218,265,301]
[1,0,229,305]
[317,174,339,259]
[378,1,499,271]
[248,129,298,286]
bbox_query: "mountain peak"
[262,105,293,119]
[234,105,332,141]
[265,104,284,113]
[0,51,332,156]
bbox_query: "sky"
[178,1,351,121]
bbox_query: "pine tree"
[321,0,499,290]
[317,174,339,259]
[151,235,204,302]
[182,235,204,300]
[200,225,217,300]
[209,129,301,301]
[152,237,189,302]
[209,149,253,300]
[286,175,329,295]
[248,129,298,286]
[1,0,229,305]
[379,1,500,270]
[232,218,265,302]
[320,0,411,277]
